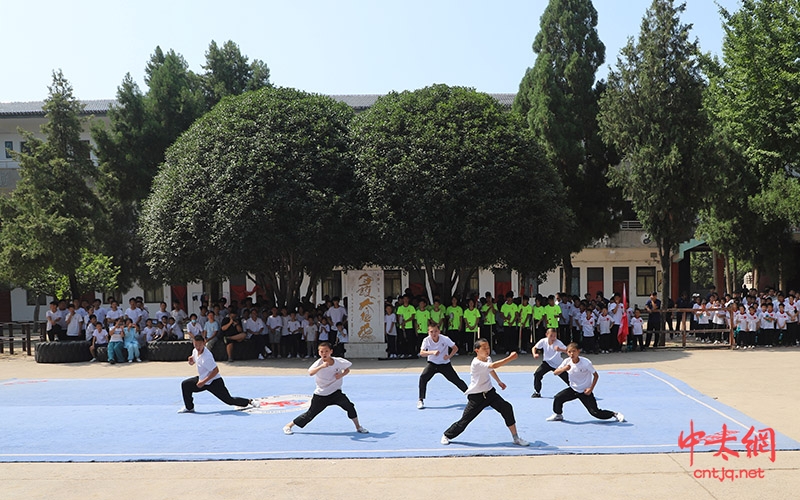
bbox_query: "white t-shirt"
[745,313,759,332]
[609,302,624,325]
[310,357,352,396]
[244,317,265,337]
[534,337,567,369]
[559,356,596,392]
[465,356,494,394]
[420,334,456,364]
[287,319,302,336]
[318,324,330,341]
[580,315,595,337]
[155,310,170,324]
[65,311,82,337]
[384,313,397,336]
[775,312,789,329]
[597,314,612,334]
[106,308,123,325]
[266,315,282,333]
[761,311,775,329]
[304,324,318,342]
[187,322,202,337]
[125,307,142,326]
[108,325,124,343]
[142,326,158,342]
[92,326,108,344]
[193,347,221,385]
[94,307,107,326]
[631,317,644,335]
[785,302,798,323]
[46,309,58,331]
[326,305,347,326]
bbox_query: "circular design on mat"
[246,394,312,414]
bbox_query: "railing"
[656,307,736,349]
[0,322,35,355]
[620,220,644,230]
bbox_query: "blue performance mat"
[1,369,797,462]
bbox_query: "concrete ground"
[1,345,797,500]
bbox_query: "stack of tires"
[35,341,92,363]
[147,340,194,361]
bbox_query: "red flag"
[618,284,629,345]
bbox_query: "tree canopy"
[93,41,270,290]
[139,87,360,309]
[0,70,111,299]
[700,0,800,287]
[598,0,709,303]
[352,84,572,299]
[514,0,622,292]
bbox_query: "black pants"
[786,323,798,346]
[48,325,64,341]
[553,387,616,420]
[480,324,495,347]
[443,388,515,439]
[519,327,532,351]
[464,330,479,352]
[631,334,644,350]
[645,329,661,348]
[293,390,357,428]
[610,325,621,351]
[583,334,598,354]
[533,361,570,393]
[402,328,416,355]
[250,334,268,356]
[181,376,249,411]
[418,361,468,400]
[386,335,398,356]
[558,324,570,345]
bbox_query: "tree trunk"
[423,262,437,303]
[658,239,672,347]
[68,273,80,300]
[724,255,732,294]
[561,253,573,294]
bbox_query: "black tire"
[96,345,108,362]
[211,339,227,361]
[147,340,194,361]
[35,341,92,363]
[231,339,260,360]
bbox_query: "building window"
[26,289,47,306]
[322,271,342,300]
[636,267,656,297]
[4,141,12,159]
[587,267,604,297]
[612,267,630,295]
[143,286,164,304]
[20,141,29,154]
[384,270,402,300]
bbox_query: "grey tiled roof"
[0,99,116,116]
[1,94,515,116]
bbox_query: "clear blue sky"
[2,0,740,102]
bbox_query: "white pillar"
[344,268,387,358]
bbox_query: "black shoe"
[531,392,541,398]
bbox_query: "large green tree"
[598,0,709,306]
[139,87,360,309]
[514,0,622,293]
[93,42,267,290]
[202,40,271,107]
[352,84,572,300]
[701,0,800,289]
[0,70,108,300]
